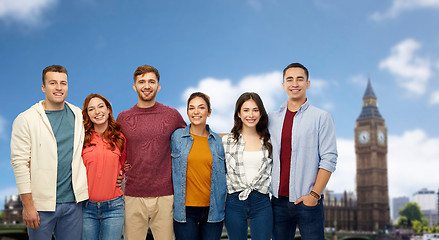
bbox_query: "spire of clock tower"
[357,79,383,121]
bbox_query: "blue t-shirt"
[45,104,75,203]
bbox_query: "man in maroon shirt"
[117,65,186,240]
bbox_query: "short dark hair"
[42,65,68,85]
[283,63,309,80]
[133,65,160,83]
[187,92,211,112]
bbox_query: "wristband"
[310,190,320,199]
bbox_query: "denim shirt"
[269,100,337,202]
[171,124,227,223]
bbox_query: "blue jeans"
[82,195,125,240]
[271,196,325,240]
[225,191,273,240]
[173,206,223,240]
[28,202,82,240]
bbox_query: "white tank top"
[243,150,264,184]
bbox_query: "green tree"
[422,218,429,228]
[412,220,422,234]
[397,216,409,227]
[399,202,423,222]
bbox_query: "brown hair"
[42,65,68,85]
[231,92,272,156]
[133,65,160,83]
[187,92,211,112]
[82,93,125,152]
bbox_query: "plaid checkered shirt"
[222,133,272,200]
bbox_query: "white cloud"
[371,0,439,20]
[0,0,56,25]
[328,129,439,199]
[430,91,439,104]
[326,139,356,194]
[388,129,439,198]
[379,39,431,95]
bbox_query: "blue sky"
[1,0,439,211]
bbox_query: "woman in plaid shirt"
[222,92,273,240]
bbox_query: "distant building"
[412,188,438,227]
[3,195,23,224]
[392,196,409,222]
[326,190,357,203]
[413,188,436,211]
[324,191,357,231]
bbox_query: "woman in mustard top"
[171,92,227,240]
[81,93,126,240]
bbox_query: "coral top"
[82,131,126,202]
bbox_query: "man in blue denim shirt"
[269,63,337,240]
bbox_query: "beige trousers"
[124,195,174,240]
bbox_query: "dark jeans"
[173,206,223,240]
[225,191,273,240]
[272,196,325,240]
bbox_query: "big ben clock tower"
[355,80,390,231]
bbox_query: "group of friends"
[10,62,338,240]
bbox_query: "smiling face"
[238,99,261,130]
[133,72,161,107]
[187,96,211,127]
[87,97,110,130]
[41,71,68,110]
[282,67,310,104]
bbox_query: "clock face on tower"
[378,130,385,144]
[358,130,370,144]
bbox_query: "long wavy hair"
[231,92,272,157]
[82,93,125,152]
